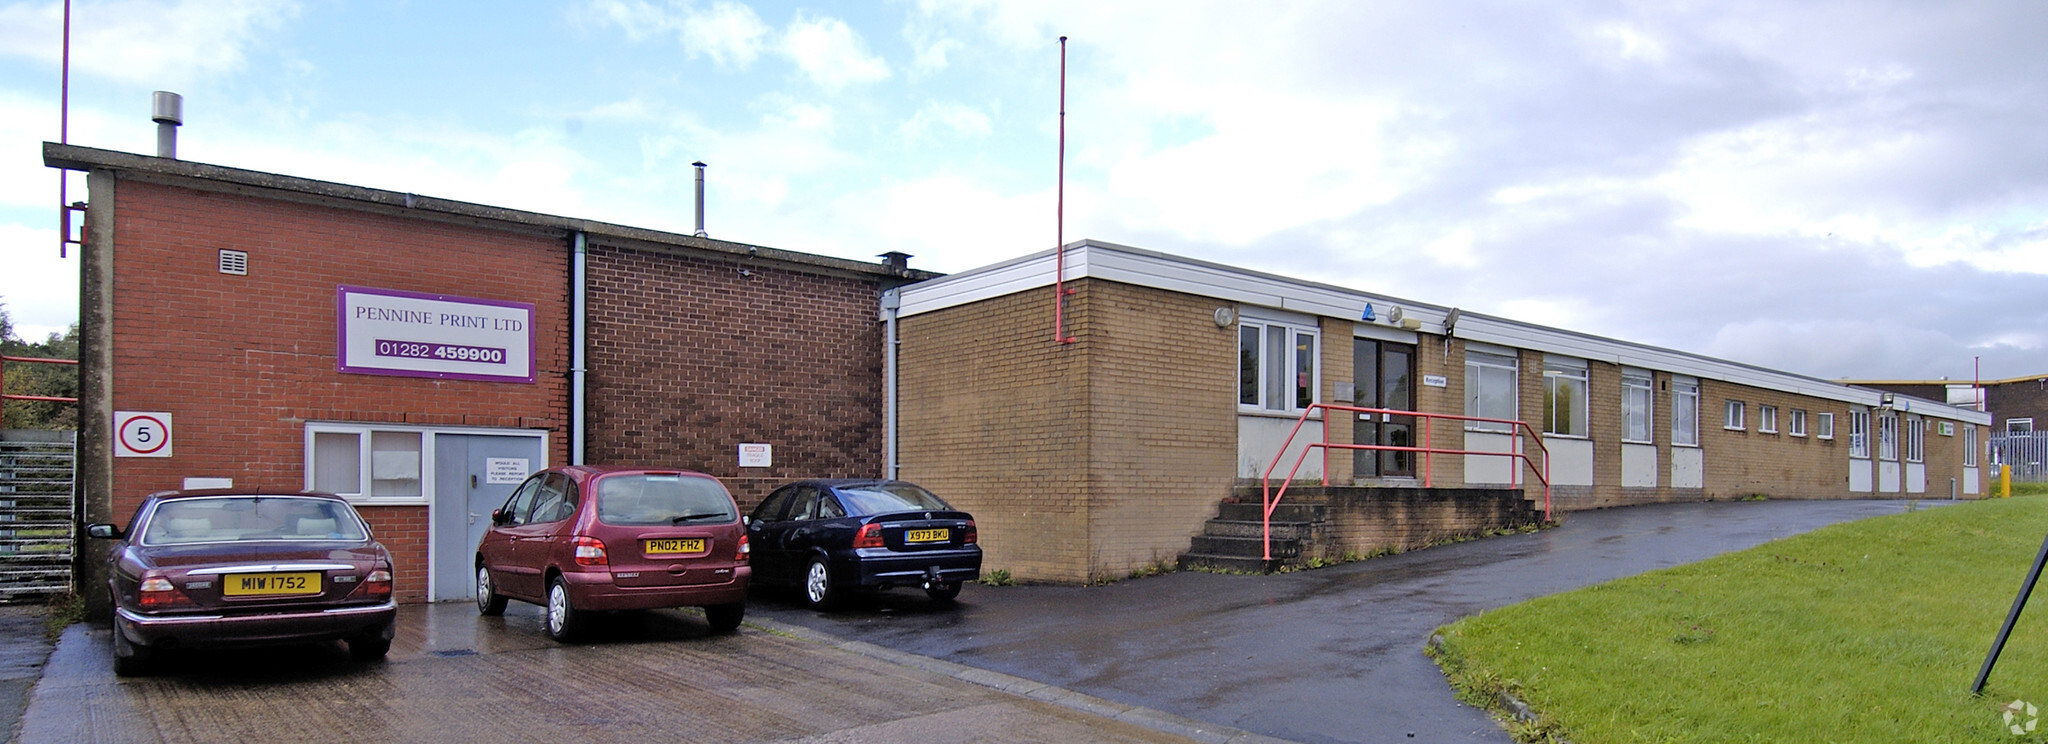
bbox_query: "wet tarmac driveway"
[748,499,1942,744]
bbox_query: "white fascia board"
[1453,314,1990,425]
[895,248,1074,317]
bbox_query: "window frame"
[1542,356,1590,438]
[1672,378,1700,447]
[1817,412,1836,441]
[2011,418,2036,435]
[1878,412,1899,461]
[1724,400,1747,431]
[1465,350,1520,433]
[1904,417,1925,463]
[1238,320,1321,415]
[1622,371,1654,444]
[1758,405,1778,434]
[1965,424,1978,466]
[1849,410,1871,458]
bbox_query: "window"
[1849,410,1871,458]
[1965,425,1978,466]
[1904,418,1924,463]
[2012,418,2036,435]
[1818,412,1835,440]
[306,425,423,503]
[1789,409,1807,437]
[1465,350,1519,432]
[1542,356,1589,437]
[1725,400,1746,431]
[1622,371,1653,443]
[1878,413,1899,461]
[1239,321,1319,413]
[1673,378,1700,446]
[1758,405,1778,434]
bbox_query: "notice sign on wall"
[337,285,534,383]
[738,443,773,468]
[486,458,531,484]
[114,411,172,458]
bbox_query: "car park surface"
[749,499,1938,744]
[16,602,1242,744]
[85,490,397,676]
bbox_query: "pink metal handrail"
[1257,403,1552,561]
[0,355,80,428]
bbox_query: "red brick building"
[48,144,927,608]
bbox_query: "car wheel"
[475,564,507,616]
[109,611,152,678]
[704,602,744,634]
[545,576,582,642]
[803,557,836,610]
[925,581,962,602]
[348,634,392,662]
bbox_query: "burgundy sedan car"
[86,490,397,676]
[474,466,750,641]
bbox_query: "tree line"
[1,305,78,430]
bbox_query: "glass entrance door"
[1353,338,1417,478]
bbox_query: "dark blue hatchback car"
[748,479,981,608]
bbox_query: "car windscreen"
[140,496,369,545]
[596,474,736,525]
[834,483,951,516]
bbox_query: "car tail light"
[362,568,393,600]
[963,520,978,545]
[136,573,193,611]
[852,523,885,549]
[573,536,609,566]
[735,533,750,562]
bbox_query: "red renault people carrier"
[474,466,749,641]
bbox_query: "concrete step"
[1201,519,1315,540]
[1216,502,1326,523]
[1188,534,1300,559]
[1176,552,1286,573]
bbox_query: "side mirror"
[490,509,506,525]
[741,515,751,527]
[85,523,122,539]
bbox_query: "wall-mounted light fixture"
[1214,306,1236,328]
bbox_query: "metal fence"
[1990,431,2047,483]
[0,431,76,602]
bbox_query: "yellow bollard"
[2000,464,2011,499]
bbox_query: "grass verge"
[1431,496,2048,743]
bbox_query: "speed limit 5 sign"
[114,412,173,458]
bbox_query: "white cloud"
[900,102,991,143]
[780,14,889,89]
[682,1,769,67]
[582,0,767,67]
[0,0,296,88]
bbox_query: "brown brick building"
[890,241,1994,583]
[47,143,927,608]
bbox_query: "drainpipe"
[882,288,901,480]
[571,231,588,465]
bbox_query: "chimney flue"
[692,161,707,238]
[152,91,183,159]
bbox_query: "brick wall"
[897,284,1090,582]
[583,243,887,511]
[1988,377,2048,432]
[1079,283,1237,579]
[106,178,571,603]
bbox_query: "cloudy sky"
[2,1,2045,381]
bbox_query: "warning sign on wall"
[114,412,173,458]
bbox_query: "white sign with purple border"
[337,285,535,383]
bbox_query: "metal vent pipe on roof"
[692,161,707,238]
[152,91,183,159]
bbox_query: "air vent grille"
[218,249,248,275]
